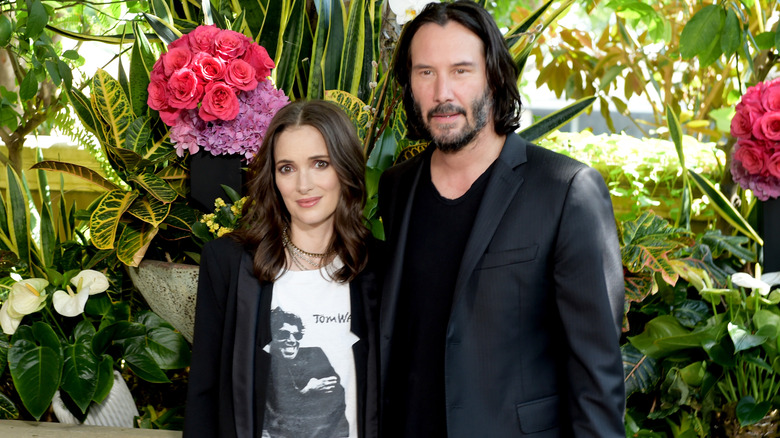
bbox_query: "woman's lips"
[296,197,321,208]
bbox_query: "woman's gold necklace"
[282,226,335,270]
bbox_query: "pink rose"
[742,83,764,110]
[757,111,780,141]
[731,105,757,139]
[242,44,275,81]
[734,140,768,174]
[188,25,221,55]
[168,33,190,51]
[199,82,240,121]
[158,107,182,126]
[147,80,169,111]
[167,68,203,109]
[192,52,226,83]
[224,59,258,91]
[214,30,250,60]
[150,57,166,81]
[767,151,780,179]
[163,47,193,77]
[761,78,780,111]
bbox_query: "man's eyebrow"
[411,61,477,70]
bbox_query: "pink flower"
[192,53,226,83]
[767,151,780,179]
[742,82,764,110]
[168,33,190,51]
[757,112,780,141]
[242,44,275,81]
[731,104,757,139]
[168,69,204,109]
[734,140,768,175]
[199,82,240,121]
[187,25,220,55]
[163,47,193,77]
[214,30,250,61]
[170,109,204,156]
[760,78,780,112]
[158,107,182,126]
[150,57,166,82]
[147,80,169,111]
[224,59,258,91]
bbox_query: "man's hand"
[301,376,338,394]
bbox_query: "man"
[377,1,625,437]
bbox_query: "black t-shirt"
[384,155,493,438]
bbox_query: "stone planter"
[127,260,199,343]
[51,371,138,428]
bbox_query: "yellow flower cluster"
[198,197,248,239]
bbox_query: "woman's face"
[274,125,342,234]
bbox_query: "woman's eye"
[278,165,293,173]
[314,160,329,169]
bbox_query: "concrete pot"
[52,371,139,428]
[126,260,199,343]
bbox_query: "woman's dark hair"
[393,0,522,140]
[233,100,369,283]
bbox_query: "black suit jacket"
[378,134,625,437]
[183,237,379,438]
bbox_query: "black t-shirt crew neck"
[384,154,495,438]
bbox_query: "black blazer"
[378,134,625,437]
[183,237,379,438]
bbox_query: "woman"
[184,100,379,438]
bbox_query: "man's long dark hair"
[393,0,522,140]
[233,100,369,283]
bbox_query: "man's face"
[409,21,492,152]
[272,322,302,360]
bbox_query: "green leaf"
[58,59,72,90]
[755,31,775,50]
[145,327,190,369]
[339,0,366,95]
[728,322,767,352]
[275,0,305,95]
[129,173,178,203]
[91,69,134,151]
[45,60,61,87]
[0,391,19,420]
[698,229,755,261]
[518,96,596,142]
[736,396,772,427]
[122,341,170,383]
[127,196,170,227]
[325,90,371,144]
[8,324,63,420]
[39,201,55,268]
[721,9,741,58]
[125,117,152,153]
[142,13,181,46]
[0,15,13,47]
[164,202,197,231]
[25,0,49,39]
[90,190,139,250]
[129,22,155,118]
[31,160,120,191]
[61,337,99,414]
[116,222,158,267]
[6,166,30,268]
[680,5,725,61]
[67,88,100,139]
[622,343,660,396]
[19,73,38,101]
[92,355,114,404]
[258,0,284,60]
[150,0,173,27]
[620,211,693,284]
[688,170,763,245]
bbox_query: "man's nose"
[433,75,454,103]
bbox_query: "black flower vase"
[760,197,780,272]
[189,151,244,212]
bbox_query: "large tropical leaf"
[8,324,63,420]
[145,326,191,369]
[142,13,182,46]
[275,0,306,95]
[31,161,119,191]
[128,173,178,203]
[60,336,99,414]
[164,203,197,231]
[622,343,660,397]
[688,170,763,245]
[666,105,691,230]
[517,96,596,142]
[258,0,284,60]
[339,0,367,96]
[125,117,152,155]
[127,196,171,227]
[325,90,372,142]
[620,211,694,285]
[91,69,134,151]
[116,222,159,267]
[129,22,155,118]
[90,190,139,250]
[5,166,30,267]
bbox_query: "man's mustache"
[427,104,467,121]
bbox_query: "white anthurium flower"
[761,271,780,288]
[70,270,109,295]
[731,272,774,296]
[52,285,90,317]
[0,300,22,335]
[8,278,49,315]
[389,0,439,25]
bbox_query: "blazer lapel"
[232,251,265,437]
[451,134,528,306]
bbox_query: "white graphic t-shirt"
[262,267,358,438]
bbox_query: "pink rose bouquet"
[730,77,780,200]
[147,25,288,160]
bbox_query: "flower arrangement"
[730,77,780,200]
[192,190,247,243]
[147,24,289,160]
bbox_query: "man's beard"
[414,89,491,153]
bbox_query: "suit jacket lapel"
[452,134,528,306]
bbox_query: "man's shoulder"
[519,137,590,179]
